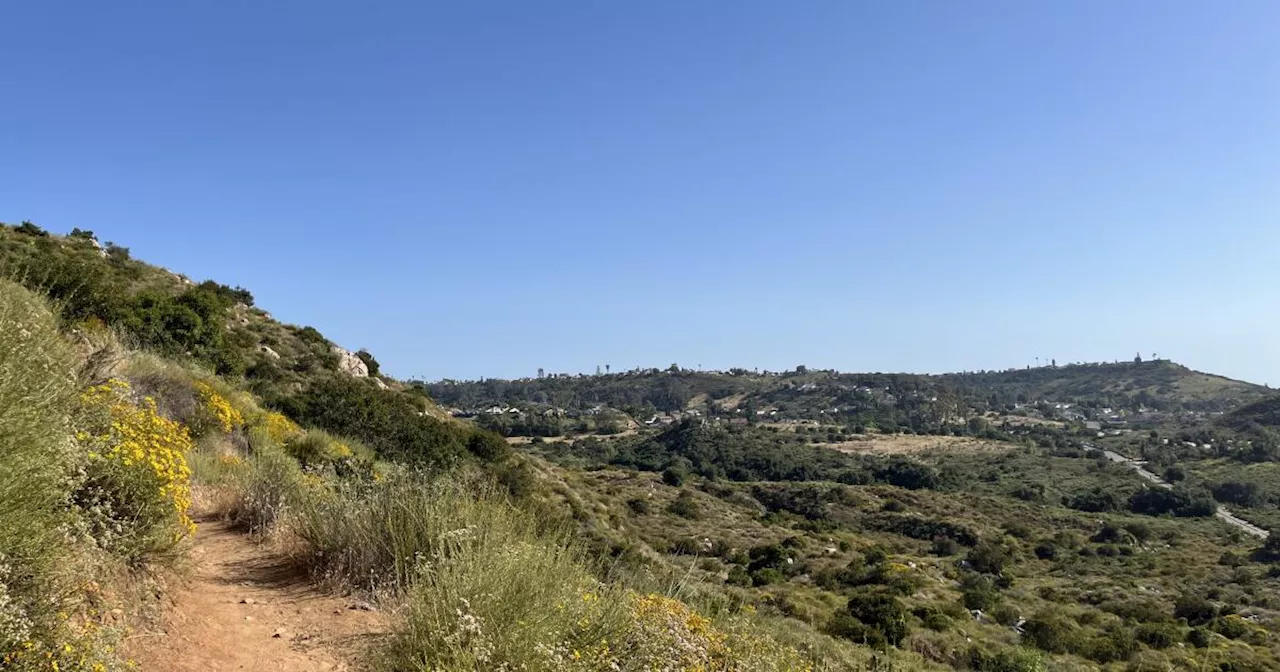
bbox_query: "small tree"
[355,348,381,376]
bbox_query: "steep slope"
[0,220,472,464]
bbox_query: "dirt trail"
[126,516,387,671]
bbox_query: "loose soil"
[125,516,387,671]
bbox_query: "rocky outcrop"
[331,346,369,377]
[260,345,281,360]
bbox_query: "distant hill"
[942,359,1267,413]
[426,360,1269,435]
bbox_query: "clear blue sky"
[4,2,1278,385]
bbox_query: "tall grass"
[0,281,79,649]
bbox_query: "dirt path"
[126,516,388,671]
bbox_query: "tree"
[15,220,48,236]
[355,349,381,377]
[829,592,911,648]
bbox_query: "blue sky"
[3,2,1279,384]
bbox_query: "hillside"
[10,219,1280,671]
[1220,394,1280,434]
[426,359,1269,439]
[2,222,878,671]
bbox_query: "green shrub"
[285,429,373,474]
[279,375,479,466]
[1187,627,1213,648]
[966,539,1011,575]
[666,490,701,519]
[837,592,909,648]
[1134,622,1181,649]
[626,497,651,515]
[965,646,1047,672]
[1021,611,1082,654]
[1085,626,1138,663]
[914,605,951,631]
[1174,593,1216,626]
[991,604,1022,626]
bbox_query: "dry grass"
[818,434,1012,456]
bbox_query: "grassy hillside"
[0,224,894,671]
[1221,395,1280,433]
[9,219,1280,671]
[427,359,1268,439]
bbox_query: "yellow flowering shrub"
[192,381,243,435]
[2,614,119,672]
[263,412,302,446]
[77,379,196,558]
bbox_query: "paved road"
[1097,448,1269,539]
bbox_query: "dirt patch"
[125,516,387,671]
[817,434,1011,456]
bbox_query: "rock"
[241,598,256,605]
[260,345,281,360]
[331,346,369,377]
[372,377,388,390]
[348,601,376,612]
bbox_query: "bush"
[1134,622,1180,649]
[280,376,478,466]
[1212,481,1263,507]
[229,448,305,535]
[1173,594,1217,626]
[961,575,1001,611]
[1086,626,1138,663]
[625,498,651,515]
[1187,627,1213,648]
[965,646,1047,672]
[1129,486,1216,518]
[76,379,196,562]
[932,535,960,556]
[827,592,908,649]
[1021,612,1082,654]
[1033,543,1056,560]
[914,605,951,631]
[661,466,686,487]
[1065,487,1121,512]
[991,604,1022,626]
[966,539,1011,575]
[666,491,701,519]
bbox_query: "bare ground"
[125,516,387,671]
[817,434,1012,456]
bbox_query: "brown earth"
[125,516,387,671]
[816,434,1011,456]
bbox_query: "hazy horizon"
[5,2,1278,386]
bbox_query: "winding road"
[1097,448,1269,539]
